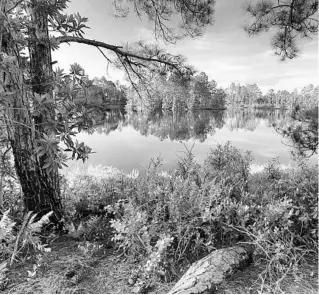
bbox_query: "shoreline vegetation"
[1,142,318,293]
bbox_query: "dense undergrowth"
[0,142,318,293]
[61,143,318,293]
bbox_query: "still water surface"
[67,109,317,173]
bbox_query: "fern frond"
[29,211,53,233]
[21,211,53,246]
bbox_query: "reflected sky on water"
[66,109,318,173]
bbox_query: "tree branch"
[55,36,183,73]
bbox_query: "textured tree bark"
[2,55,62,223]
[26,1,63,222]
[169,245,253,294]
[0,1,63,224]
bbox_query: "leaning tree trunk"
[169,245,253,294]
[0,0,63,224]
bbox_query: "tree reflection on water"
[91,108,291,143]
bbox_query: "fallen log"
[169,245,253,294]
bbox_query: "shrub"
[110,143,256,289]
[204,141,252,194]
[63,143,317,292]
[248,162,318,246]
[237,162,318,292]
[62,165,132,221]
[111,203,151,257]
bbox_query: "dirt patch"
[3,236,173,294]
[3,237,318,294]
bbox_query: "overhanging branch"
[55,36,183,73]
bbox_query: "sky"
[53,0,319,94]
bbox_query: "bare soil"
[2,236,318,294]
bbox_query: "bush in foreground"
[62,143,318,293]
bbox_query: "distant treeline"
[123,71,318,113]
[125,72,227,112]
[224,83,318,109]
[85,73,317,113]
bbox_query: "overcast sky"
[53,0,318,94]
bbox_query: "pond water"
[66,108,318,173]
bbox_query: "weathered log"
[169,245,253,294]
